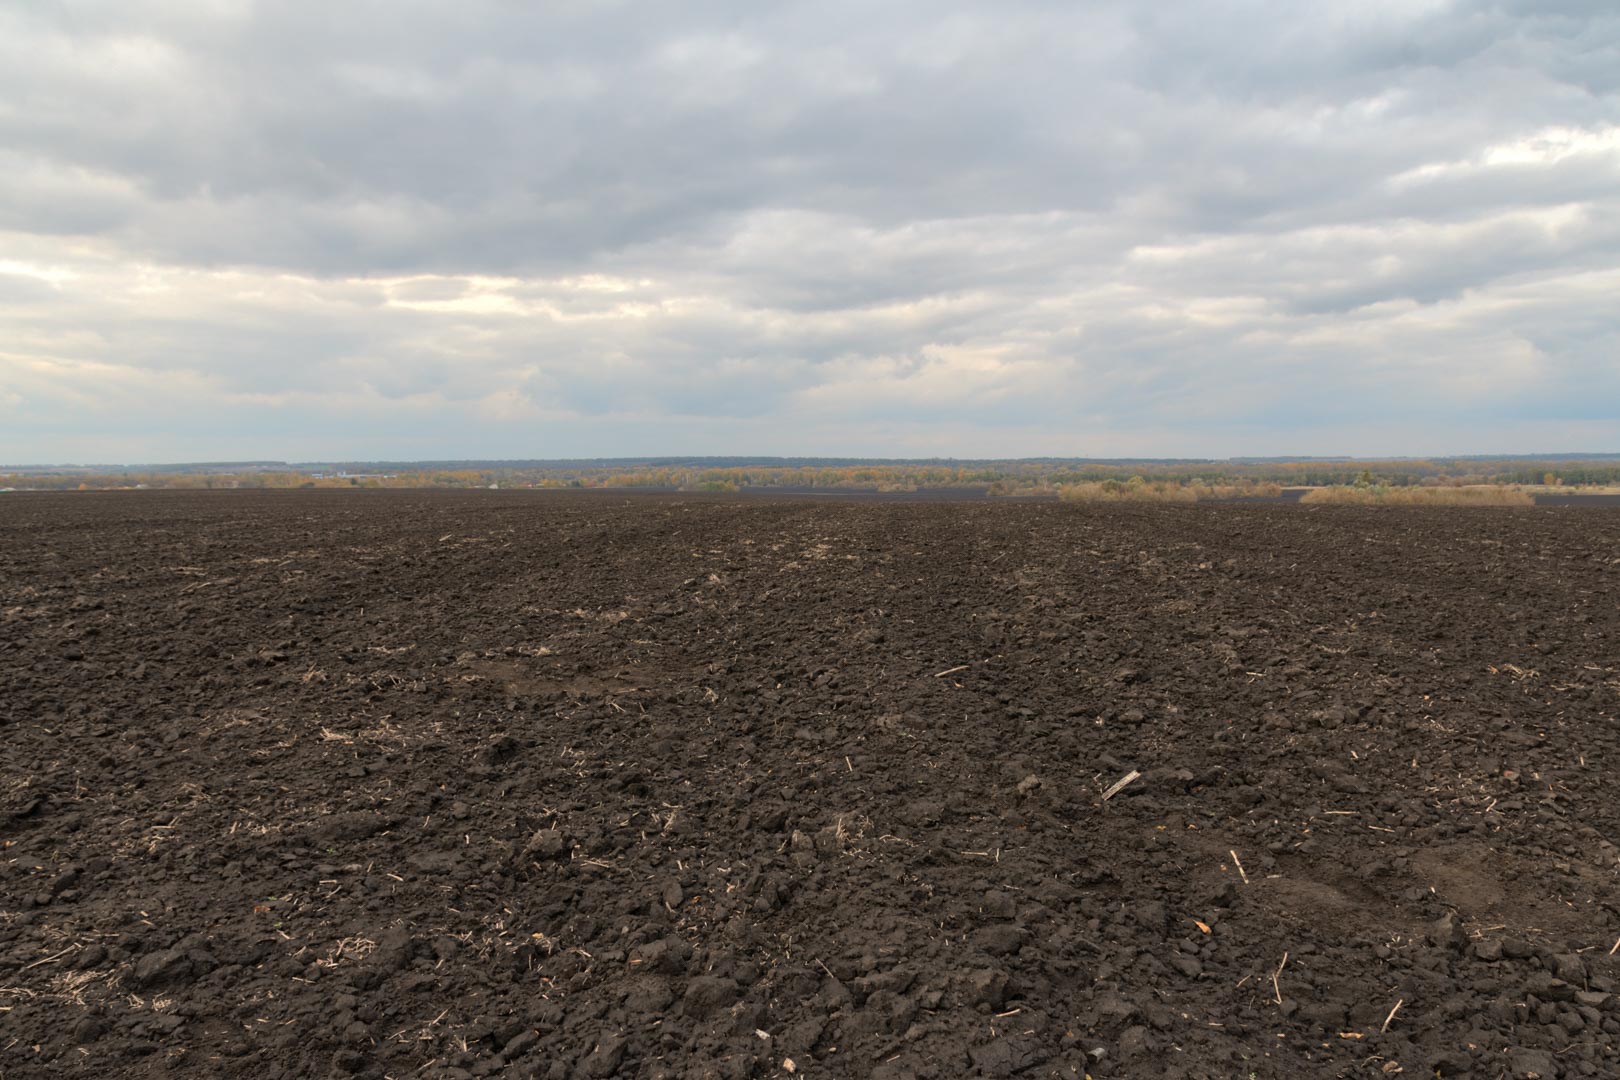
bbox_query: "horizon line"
[7,451,1620,471]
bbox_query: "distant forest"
[5,455,1620,493]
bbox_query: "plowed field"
[3,491,1618,1079]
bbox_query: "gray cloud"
[1,0,1617,461]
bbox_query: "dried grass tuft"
[1299,485,1533,507]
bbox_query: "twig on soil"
[1381,999,1403,1033]
[1230,850,1250,885]
[1272,952,1288,1005]
[1100,770,1140,801]
[19,945,78,972]
[933,664,969,678]
[1609,937,1620,956]
[815,957,837,981]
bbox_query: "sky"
[2,0,1618,464]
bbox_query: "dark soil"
[1533,494,1620,508]
[3,490,1619,1080]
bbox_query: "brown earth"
[2,490,1619,1080]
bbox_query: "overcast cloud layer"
[2,0,1618,462]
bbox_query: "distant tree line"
[5,457,1619,493]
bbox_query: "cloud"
[1,0,1617,462]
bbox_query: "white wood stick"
[1100,770,1141,801]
